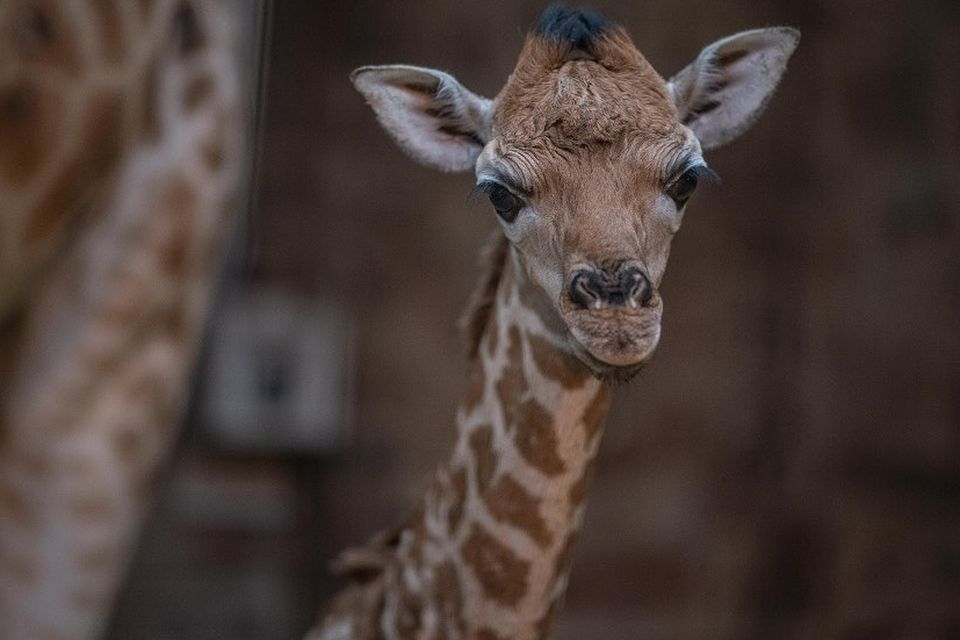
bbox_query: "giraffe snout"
[568,264,653,310]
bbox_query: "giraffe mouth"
[560,297,664,370]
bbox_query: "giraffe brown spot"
[14,5,53,52]
[62,455,98,479]
[395,584,422,636]
[476,628,509,640]
[13,1,82,75]
[76,546,113,572]
[484,304,500,356]
[461,523,530,607]
[90,0,125,64]
[69,587,106,610]
[528,333,590,389]
[567,469,591,506]
[497,326,525,406]
[156,178,196,277]
[19,450,52,480]
[184,73,214,111]
[25,92,126,245]
[139,59,162,142]
[580,387,611,447]
[162,308,190,344]
[446,467,468,536]
[434,561,466,637]
[0,308,27,387]
[137,0,156,22]
[0,80,63,187]
[460,231,509,360]
[202,130,226,170]
[172,1,205,56]
[0,550,38,584]
[468,424,496,492]
[496,326,566,476]
[461,361,486,414]
[512,399,565,476]
[112,426,142,465]
[484,475,552,548]
[0,481,36,527]
[98,288,144,332]
[553,532,579,581]
[37,628,68,640]
[67,492,115,522]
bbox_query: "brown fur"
[461,359,486,413]
[446,466,469,534]
[433,561,467,637]
[528,333,590,389]
[461,523,530,607]
[460,231,510,360]
[493,29,681,194]
[468,424,497,492]
[484,475,553,547]
[496,327,566,476]
[581,384,612,444]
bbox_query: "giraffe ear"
[667,27,799,150]
[351,65,492,172]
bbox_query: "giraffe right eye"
[482,183,524,223]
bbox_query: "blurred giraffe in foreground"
[311,5,797,639]
[0,1,243,637]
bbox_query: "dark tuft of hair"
[534,3,611,51]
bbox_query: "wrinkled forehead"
[488,25,693,189]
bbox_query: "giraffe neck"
[319,248,614,640]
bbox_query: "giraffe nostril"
[569,271,603,309]
[569,266,653,310]
[622,267,653,308]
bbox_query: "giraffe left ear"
[351,65,492,172]
[668,27,799,150]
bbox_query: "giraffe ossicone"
[311,5,798,639]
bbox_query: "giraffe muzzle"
[560,264,663,369]
[568,265,654,310]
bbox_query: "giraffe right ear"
[351,65,492,173]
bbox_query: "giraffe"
[308,5,799,640]
[0,1,243,638]
[309,5,799,640]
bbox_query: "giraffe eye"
[668,168,700,208]
[481,183,524,223]
[667,164,717,209]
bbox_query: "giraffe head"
[352,4,798,376]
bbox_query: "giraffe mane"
[459,230,511,360]
[330,525,403,583]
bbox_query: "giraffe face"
[474,23,708,369]
[352,6,799,371]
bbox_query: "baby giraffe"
[310,5,798,640]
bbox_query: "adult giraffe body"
[0,1,242,638]
[312,5,798,639]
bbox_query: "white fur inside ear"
[668,27,800,150]
[351,65,492,172]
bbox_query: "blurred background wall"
[108,1,960,638]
